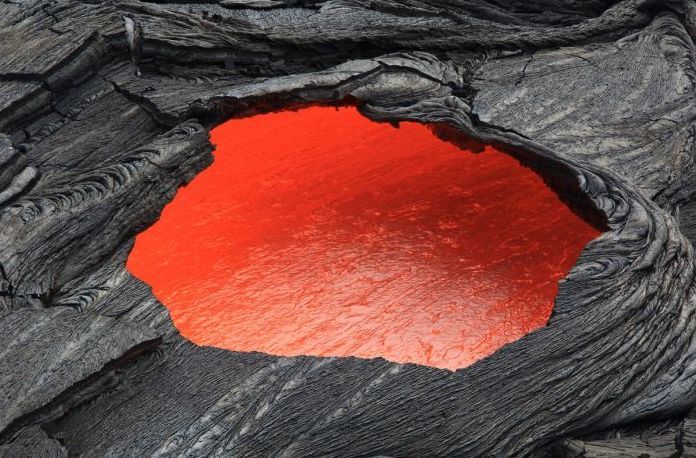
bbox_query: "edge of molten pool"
[126,106,600,370]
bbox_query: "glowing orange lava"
[127,106,600,370]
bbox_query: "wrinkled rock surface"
[1,0,696,456]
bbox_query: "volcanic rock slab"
[1,0,696,456]
[0,308,159,436]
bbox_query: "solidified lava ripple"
[126,106,600,370]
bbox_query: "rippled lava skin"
[127,106,599,369]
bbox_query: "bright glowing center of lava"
[127,106,599,370]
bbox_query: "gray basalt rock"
[1,0,695,456]
[0,426,67,458]
[0,307,160,437]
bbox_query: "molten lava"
[127,106,600,370]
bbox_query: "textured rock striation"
[1,0,696,456]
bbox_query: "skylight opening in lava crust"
[126,105,601,370]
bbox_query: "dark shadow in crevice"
[431,123,610,234]
[0,337,162,445]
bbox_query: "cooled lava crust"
[1,1,696,457]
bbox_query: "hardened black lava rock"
[1,0,696,456]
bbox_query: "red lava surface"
[127,106,600,370]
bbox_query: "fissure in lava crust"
[127,106,600,370]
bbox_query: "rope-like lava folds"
[1,1,695,456]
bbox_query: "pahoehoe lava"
[1,0,696,456]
